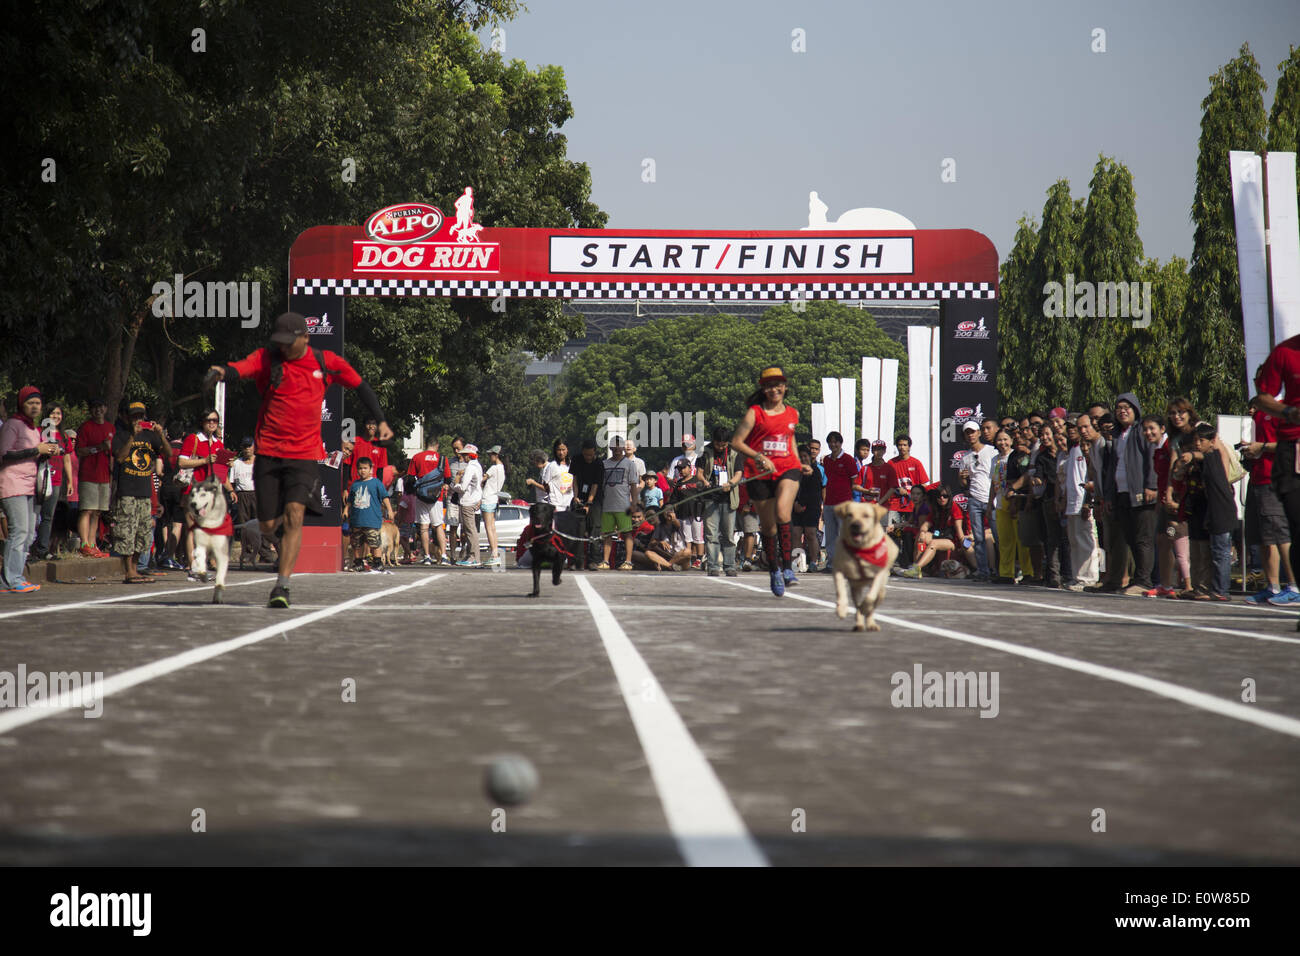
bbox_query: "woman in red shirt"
[731,365,806,596]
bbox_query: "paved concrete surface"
[1,565,1296,866]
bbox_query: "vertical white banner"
[215,381,226,440]
[1267,152,1300,347]
[838,377,856,449]
[879,358,899,451]
[820,378,839,451]
[859,361,881,444]
[929,328,941,476]
[1232,151,1271,395]
[811,403,826,455]
[907,328,933,479]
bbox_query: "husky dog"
[185,477,233,604]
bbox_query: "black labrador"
[527,503,570,597]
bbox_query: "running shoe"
[1266,585,1300,606]
[617,561,634,571]
[1249,586,1280,605]
[740,560,754,572]
[769,568,786,597]
[267,585,290,608]
[420,555,434,566]
[5,582,40,594]
[901,566,923,579]
[455,559,482,568]
[725,568,739,577]
[783,568,798,586]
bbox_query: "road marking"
[575,575,768,867]
[0,576,277,621]
[65,602,811,613]
[888,581,1300,646]
[711,578,1300,739]
[0,575,444,736]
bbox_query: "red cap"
[17,385,41,405]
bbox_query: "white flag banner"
[839,377,856,450]
[879,358,899,452]
[811,403,827,455]
[1267,152,1300,347]
[907,327,934,479]
[860,360,881,444]
[929,327,941,475]
[1231,151,1271,395]
[820,378,840,451]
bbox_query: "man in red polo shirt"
[208,312,391,608]
[1252,344,1300,627]
[820,430,858,572]
[888,434,930,521]
[854,440,898,523]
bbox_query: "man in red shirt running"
[208,312,392,608]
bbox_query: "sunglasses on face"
[205,418,219,423]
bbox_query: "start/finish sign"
[290,189,997,301]
[285,189,1000,572]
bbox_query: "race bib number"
[761,437,788,456]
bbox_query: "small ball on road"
[485,755,539,806]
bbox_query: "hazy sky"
[488,0,1299,264]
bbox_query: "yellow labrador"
[832,502,900,632]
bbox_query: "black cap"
[270,312,309,344]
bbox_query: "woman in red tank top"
[731,366,809,596]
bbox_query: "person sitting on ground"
[640,507,693,571]
[899,484,970,578]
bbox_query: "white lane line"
[0,575,444,735]
[575,575,768,868]
[67,602,811,613]
[886,581,1300,647]
[711,578,1300,740]
[0,576,277,621]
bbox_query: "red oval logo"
[954,407,974,418]
[365,203,444,244]
[955,364,976,375]
[953,493,968,507]
[957,321,977,331]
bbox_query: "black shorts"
[1246,482,1288,546]
[254,455,320,519]
[747,469,801,501]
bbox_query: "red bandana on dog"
[849,538,890,567]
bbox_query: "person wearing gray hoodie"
[1101,392,1159,595]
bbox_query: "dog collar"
[849,538,890,568]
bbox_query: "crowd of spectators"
[0,381,1273,606]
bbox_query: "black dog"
[527,503,569,598]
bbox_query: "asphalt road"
[1,564,1297,866]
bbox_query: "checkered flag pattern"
[293,278,996,300]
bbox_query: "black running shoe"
[267,585,291,608]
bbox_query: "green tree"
[1184,43,1268,413]
[1268,45,1300,215]
[1076,156,1145,403]
[1,0,600,431]
[1024,180,1084,413]
[555,302,907,472]
[425,353,564,501]
[1124,257,1191,414]
[996,216,1039,414]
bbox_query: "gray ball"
[485,755,539,806]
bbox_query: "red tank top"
[743,403,800,477]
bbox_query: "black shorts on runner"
[747,468,802,501]
[254,455,320,519]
